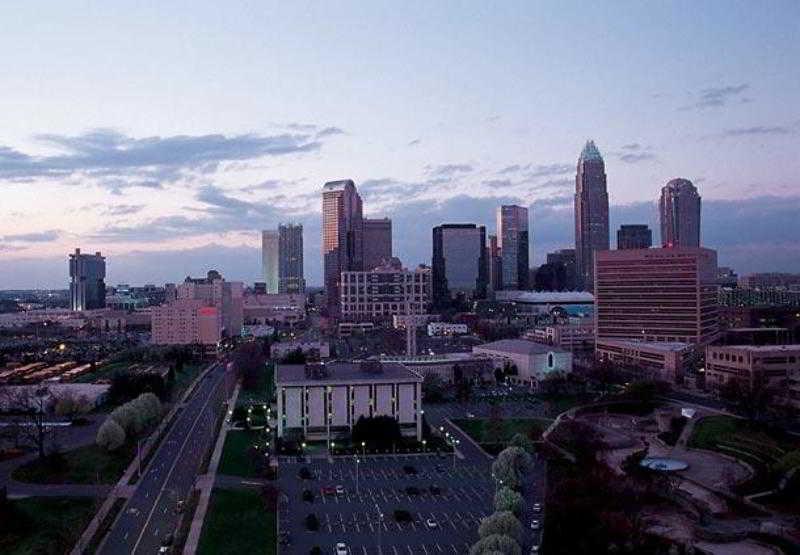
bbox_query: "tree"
[491,447,532,490]
[468,533,521,555]
[494,487,525,516]
[422,374,446,403]
[478,511,523,543]
[507,433,534,454]
[261,484,280,511]
[96,419,126,451]
[720,374,781,422]
[0,386,53,459]
[280,348,307,364]
[351,416,402,450]
[233,342,267,391]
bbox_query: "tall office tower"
[660,178,701,248]
[617,224,653,250]
[431,224,488,306]
[69,248,106,311]
[487,234,503,292]
[261,230,280,293]
[278,223,305,293]
[362,217,392,270]
[322,180,364,316]
[497,205,530,290]
[594,247,719,344]
[574,140,610,292]
[546,249,578,290]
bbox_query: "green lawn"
[452,417,552,445]
[197,488,276,555]
[0,496,95,555]
[12,442,135,484]
[218,430,262,478]
[532,393,595,417]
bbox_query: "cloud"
[681,83,749,110]
[525,163,572,179]
[618,152,657,164]
[2,230,61,242]
[105,204,145,216]
[482,179,513,189]
[0,245,25,252]
[720,125,792,137]
[621,143,641,151]
[315,126,345,138]
[407,139,421,147]
[0,129,326,188]
[425,163,474,177]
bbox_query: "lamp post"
[361,441,366,456]
[354,456,360,494]
[422,439,427,453]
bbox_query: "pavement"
[277,395,548,554]
[97,363,229,555]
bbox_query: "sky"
[0,1,798,288]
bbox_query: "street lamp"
[422,439,427,453]
[354,456,361,494]
[361,441,366,455]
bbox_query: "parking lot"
[278,454,494,554]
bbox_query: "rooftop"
[711,344,800,352]
[579,140,603,162]
[474,339,568,356]
[276,360,421,384]
[597,339,694,352]
[495,290,595,304]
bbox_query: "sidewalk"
[70,362,217,555]
[182,381,241,554]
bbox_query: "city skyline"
[0,2,798,288]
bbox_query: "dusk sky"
[1,1,798,288]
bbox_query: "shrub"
[469,533,521,555]
[494,487,525,516]
[96,419,126,451]
[478,511,523,543]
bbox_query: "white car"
[426,518,438,529]
[335,542,349,555]
[530,545,540,553]
[530,520,540,530]
[466,412,475,418]
[335,485,345,495]
[532,502,542,512]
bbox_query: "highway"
[99,363,228,555]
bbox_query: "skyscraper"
[261,230,279,293]
[487,234,503,292]
[69,248,106,311]
[278,223,305,294]
[617,224,653,250]
[322,180,364,316]
[497,205,530,290]
[660,178,701,248]
[432,224,488,306]
[362,217,392,270]
[574,140,609,292]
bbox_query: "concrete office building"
[705,344,800,409]
[595,339,695,383]
[69,248,106,311]
[594,247,719,344]
[323,180,364,316]
[151,300,221,346]
[487,234,503,292]
[278,223,305,294]
[497,205,530,290]
[362,217,392,271]
[432,224,488,305]
[261,230,280,293]
[617,224,652,250]
[340,259,431,322]
[574,140,610,291]
[275,360,423,441]
[660,178,701,248]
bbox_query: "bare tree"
[0,385,54,459]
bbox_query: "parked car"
[426,518,438,529]
[335,542,349,555]
[530,520,540,530]
[335,485,345,495]
[532,502,542,512]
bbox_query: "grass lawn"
[0,496,95,555]
[218,430,262,478]
[532,393,595,417]
[12,441,135,484]
[688,415,795,456]
[237,363,274,406]
[452,417,552,445]
[172,363,204,399]
[197,488,276,555]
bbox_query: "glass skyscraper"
[574,140,610,292]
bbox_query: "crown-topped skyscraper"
[574,140,610,292]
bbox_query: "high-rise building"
[322,180,364,316]
[574,140,610,292]
[546,249,577,291]
[69,248,106,311]
[432,224,488,306]
[659,178,701,248]
[362,217,392,270]
[497,205,530,290]
[340,259,431,322]
[594,247,719,344]
[278,223,305,293]
[616,224,653,250]
[487,234,503,292]
[261,230,279,293]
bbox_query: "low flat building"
[271,340,331,361]
[275,360,423,441]
[427,322,469,336]
[494,290,595,317]
[338,322,375,336]
[472,339,572,388]
[705,344,800,409]
[243,292,306,326]
[340,260,431,323]
[526,321,594,351]
[151,299,220,346]
[595,339,695,383]
[379,352,493,383]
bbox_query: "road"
[99,364,228,555]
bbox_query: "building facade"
[362,217,392,271]
[151,299,221,346]
[574,140,609,292]
[497,205,530,290]
[275,361,423,441]
[487,234,503,292]
[69,248,106,311]
[594,247,719,344]
[617,224,653,250]
[659,178,701,248]
[339,260,431,322]
[432,224,488,305]
[322,180,364,316]
[278,223,305,294]
[472,339,572,388]
[595,339,695,383]
[261,230,280,293]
